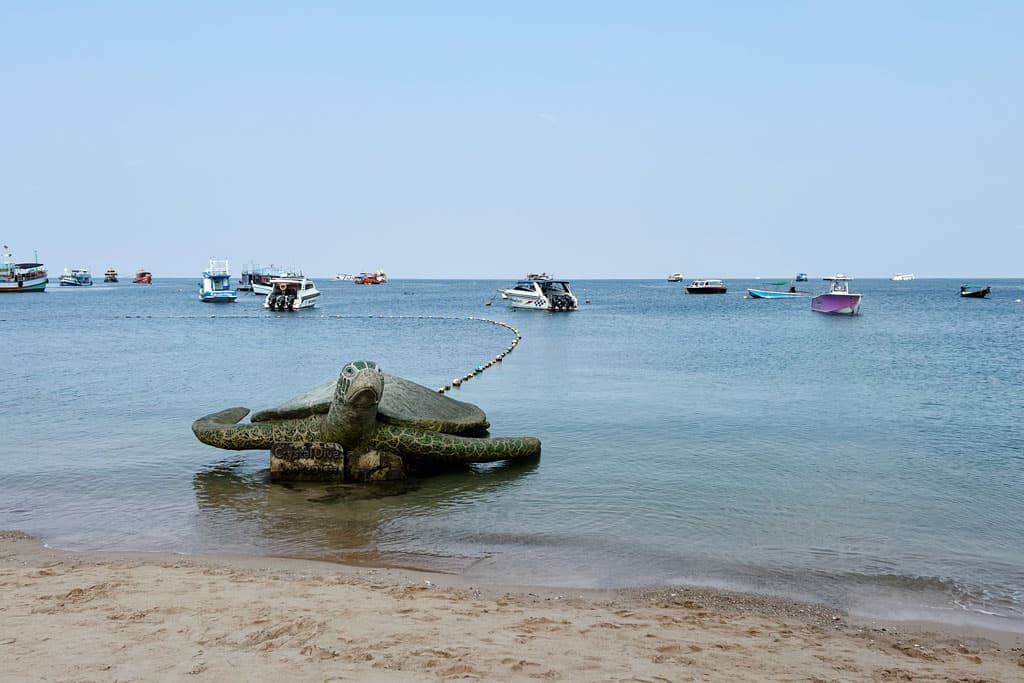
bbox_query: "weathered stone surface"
[270,442,344,480]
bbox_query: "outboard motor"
[285,294,296,310]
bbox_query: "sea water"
[2,277,1022,631]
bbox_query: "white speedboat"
[199,258,238,303]
[667,272,683,282]
[264,276,320,310]
[498,274,578,311]
[891,273,914,281]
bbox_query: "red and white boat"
[133,268,152,284]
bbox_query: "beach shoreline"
[3,530,1021,681]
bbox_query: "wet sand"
[2,531,1021,681]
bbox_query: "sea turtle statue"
[192,360,541,480]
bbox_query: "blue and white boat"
[746,281,807,299]
[199,258,238,303]
[59,268,93,286]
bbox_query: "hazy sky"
[2,2,1021,278]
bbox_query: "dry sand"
[2,530,1022,682]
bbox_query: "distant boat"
[891,273,914,281]
[959,285,990,299]
[59,268,93,286]
[241,265,300,295]
[0,244,48,293]
[667,273,683,282]
[685,279,727,294]
[795,273,808,282]
[133,269,152,284]
[353,270,387,285]
[747,281,805,298]
[811,275,861,315]
[199,258,238,303]
[103,268,118,283]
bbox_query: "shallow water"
[2,277,1022,630]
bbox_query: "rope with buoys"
[113,312,522,394]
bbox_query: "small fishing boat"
[746,281,805,298]
[199,258,238,303]
[263,276,320,310]
[811,275,861,315]
[103,268,118,283]
[0,244,48,293]
[685,279,727,294]
[59,268,93,286]
[891,273,915,282]
[959,285,990,299]
[498,274,578,311]
[667,273,683,282]
[353,270,387,284]
[133,269,152,284]
[795,273,808,282]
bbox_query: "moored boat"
[103,268,118,283]
[811,275,861,315]
[498,274,578,311]
[891,273,915,282]
[246,266,300,295]
[199,258,238,303]
[133,269,152,284]
[685,279,727,294]
[795,273,808,282]
[0,244,48,293]
[354,270,387,284]
[263,276,320,310]
[746,281,805,298]
[667,272,683,282]
[59,268,93,286]
[959,285,990,299]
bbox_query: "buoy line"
[115,312,522,394]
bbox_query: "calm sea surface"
[3,277,1022,630]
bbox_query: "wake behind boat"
[0,244,48,293]
[498,274,578,311]
[811,274,861,315]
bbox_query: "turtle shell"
[250,373,489,435]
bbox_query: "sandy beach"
[2,531,1021,681]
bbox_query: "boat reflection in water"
[192,456,539,570]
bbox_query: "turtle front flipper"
[192,407,324,450]
[368,425,541,467]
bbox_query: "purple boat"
[811,275,862,315]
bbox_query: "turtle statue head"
[322,360,384,447]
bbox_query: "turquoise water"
[2,277,1022,630]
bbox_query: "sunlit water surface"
[3,277,1022,631]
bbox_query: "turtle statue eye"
[343,366,357,377]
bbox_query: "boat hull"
[0,276,48,292]
[499,290,576,311]
[811,293,861,315]
[747,289,803,299]
[960,288,990,299]
[686,286,727,294]
[200,291,238,303]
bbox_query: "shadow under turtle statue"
[192,361,541,481]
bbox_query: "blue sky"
[2,1,1021,278]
